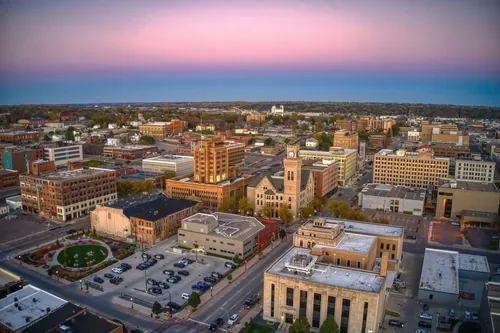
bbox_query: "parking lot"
[466,228,498,249]
[364,209,428,242]
[88,249,232,308]
[430,221,461,245]
[0,212,53,243]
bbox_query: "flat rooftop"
[172,174,249,187]
[143,154,193,163]
[300,148,356,156]
[182,212,266,241]
[0,169,17,175]
[267,247,385,293]
[438,179,499,193]
[334,233,377,254]
[360,184,426,201]
[105,145,156,150]
[419,248,459,295]
[462,210,498,220]
[302,218,403,238]
[459,253,490,273]
[118,171,161,180]
[0,285,67,331]
[0,268,21,286]
[26,168,111,180]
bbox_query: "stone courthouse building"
[263,218,404,333]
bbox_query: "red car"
[459,292,475,300]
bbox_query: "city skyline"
[1,0,499,106]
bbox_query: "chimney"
[380,252,389,277]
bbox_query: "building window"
[392,253,395,260]
[337,258,340,265]
[286,288,294,307]
[270,284,275,317]
[357,261,361,268]
[299,291,307,317]
[327,296,336,317]
[392,244,396,251]
[361,302,369,333]
[341,299,350,333]
[380,243,384,249]
[285,313,294,324]
[312,293,321,328]
[386,244,390,250]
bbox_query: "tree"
[258,206,273,219]
[264,138,275,147]
[289,316,311,333]
[120,135,132,145]
[187,292,201,309]
[139,135,156,145]
[320,316,339,333]
[152,301,163,315]
[238,197,252,215]
[278,205,293,224]
[299,206,315,219]
[164,170,176,179]
[391,124,400,136]
[279,229,287,240]
[372,217,389,224]
[300,123,309,131]
[220,197,237,213]
[311,196,327,210]
[227,273,233,283]
[66,126,75,141]
[43,134,52,142]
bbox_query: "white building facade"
[455,158,495,183]
[142,155,194,176]
[44,145,83,166]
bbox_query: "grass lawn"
[57,244,108,268]
[247,323,275,333]
[83,160,106,167]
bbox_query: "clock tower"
[284,145,301,198]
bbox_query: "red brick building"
[257,219,280,251]
[0,170,19,189]
[29,160,56,176]
[0,132,40,144]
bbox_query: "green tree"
[264,138,275,147]
[372,217,389,224]
[139,135,156,145]
[289,316,311,333]
[164,170,176,179]
[220,197,237,213]
[238,197,252,215]
[152,301,163,315]
[311,196,327,210]
[187,292,201,309]
[258,206,273,219]
[300,123,310,131]
[120,135,132,145]
[279,205,293,224]
[43,134,52,142]
[66,126,75,141]
[299,206,315,219]
[227,273,233,283]
[315,121,325,132]
[391,124,400,136]
[320,316,339,333]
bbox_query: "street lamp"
[79,280,83,290]
[210,287,213,297]
[130,298,134,309]
[142,257,149,292]
[194,241,199,262]
[55,271,59,281]
[18,255,22,266]
[220,307,230,324]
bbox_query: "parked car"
[449,308,455,317]
[394,279,407,288]
[225,262,237,269]
[419,313,433,320]
[136,263,147,270]
[148,287,162,295]
[158,282,170,289]
[141,253,151,260]
[422,304,429,311]
[111,267,123,274]
[147,258,158,265]
[418,321,432,328]
[154,254,165,259]
[214,318,224,326]
[211,272,223,279]
[460,292,475,300]
[167,302,181,310]
[496,267,500,275]
[415,329,430,333]
[388,320,404,328]
[209,323,218,331]
[147,278,158,285]
[120,263,132,270]
[243,294,260,309]
[178,270,189,276]
[93,276,104,284]
[228,314,239,325]
[181,292,190,300]
[181,258,194,264]
[168,276,180,284]
[174,262,186,268]
[110,277,123,285]
[163,269,174,275]
[104,273,114,279]
[204,276,217,283]
[465,311,472,320]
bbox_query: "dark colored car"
[388,320,404,328]
[148,287,162,295]
[181,258,194,264]
[214,318,224,326]
[163,269,174,275]
[168,276,180,284]
[149,258,158,265]
[211,272,223,279]
[120,263,132,270]
[423,304,429,311]
[209,323,218,331]
[104,273,114,279]
[158,282,169,289]
[136,264,146,270]
[418,321,432,328]
[154,254,165,259]
[66,229,76,234]
[141,253,151,260]
[225,262,237,269]
[93,276,104,284]
[204,276,217,283]
[174,262,186,268]
[167,302,181,310]
[147,278,158,285]
[178,270,189,276]
[110,277,122,285]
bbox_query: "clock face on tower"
[288,151,295,158]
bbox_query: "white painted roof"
[334,233,377,254]
[419,248,459,295]
[303,218,403,237]
[459,253,490,273]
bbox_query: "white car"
[111,267,123,274]
[228,314,239,325]
[419,312,433,320]
[465,311,471,320]
[181,293,190,300]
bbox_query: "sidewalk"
[176,239,283,320]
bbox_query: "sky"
[0,0,499,106]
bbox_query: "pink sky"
[0,0,499,76]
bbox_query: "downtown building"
[43,144,83,166]
[373,149,449,188]
[20,168,117,221]
[300,148,357,186]
[333,130,359,150]
[263,217,404,333]
[103,145,158,160]
[138,120,186,140]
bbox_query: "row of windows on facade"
[270,285,369,333]
[178,234,236,247]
